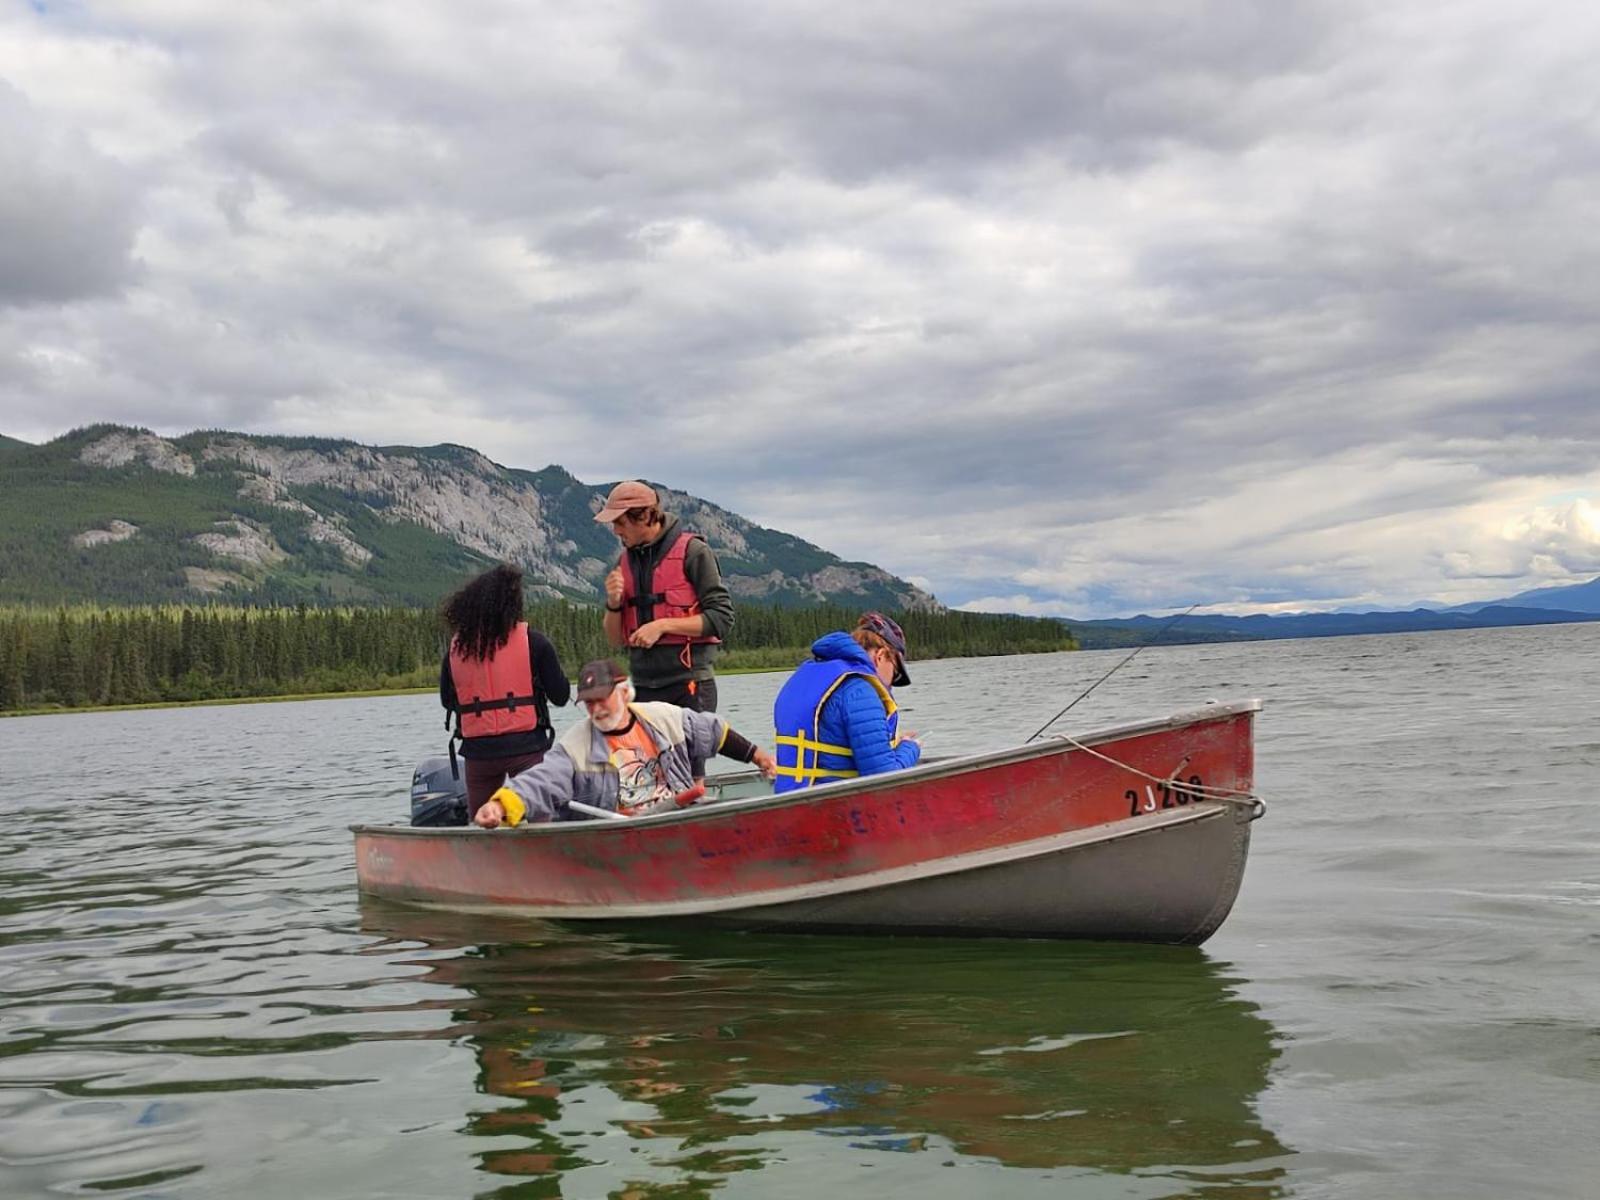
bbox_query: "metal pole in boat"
[567,799,629,820]
[1025,603,1198,742]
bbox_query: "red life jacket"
[617,531,722,646]
[446,622,543,738]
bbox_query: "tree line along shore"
[0,602,1077,714]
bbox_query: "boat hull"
[354,700,1262,944]
[683,804,1254,942]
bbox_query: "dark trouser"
[634,677,718,713]
[464,751,546,817]
[634,678,718,776]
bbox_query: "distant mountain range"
[1445,574,1600,615]
[1064,577,1600,648]
[0,425,940,611]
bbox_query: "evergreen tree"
[0,600,1073,713]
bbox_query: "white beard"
[592,698,630,732]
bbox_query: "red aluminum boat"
[353,699,1264,944]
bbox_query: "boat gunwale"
[351,697,1262,839]
[374,800,1240,918]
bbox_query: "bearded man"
[472,659,776,828]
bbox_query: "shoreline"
[0,664,793,719]
[1,686,439,719]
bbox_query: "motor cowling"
[410,755,468,827]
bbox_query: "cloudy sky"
[3,1,1598,617]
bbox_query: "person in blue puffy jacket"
[771,612,921,793]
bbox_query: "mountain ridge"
[1063,601,1600,647]
[0,425,941,612]
[1446,574,1600,615]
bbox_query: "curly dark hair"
[441,563,524,661]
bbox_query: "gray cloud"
[0,82,141,307]
[3,1,1599,615]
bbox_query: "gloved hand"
[474,786,528,829]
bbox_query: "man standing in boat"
[472,659,776,827]
[596,480,733,713]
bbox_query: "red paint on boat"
[354,701,1262,943]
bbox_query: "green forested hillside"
[0,429,495,606]
[0,602,1076,713]
[0,425,936,611]
[3,428,234,603]
[2,427,1078,715]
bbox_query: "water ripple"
[3,627,1599,1196]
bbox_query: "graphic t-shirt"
[604,718,672,813]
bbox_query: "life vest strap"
[774,730,860,783]
[772,763,860,781]
[773,732,855,757]
[458,691,539,717]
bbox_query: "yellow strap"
[772,764,860,780]
[773,733,854,757]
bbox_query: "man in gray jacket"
[473,659,776,828]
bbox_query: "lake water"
[2,624,1597,1198]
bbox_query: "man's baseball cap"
[594,480,659,523]
[576,658,628,701]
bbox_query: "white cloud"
[1447,498,1600,582]
[2,0,1599,616]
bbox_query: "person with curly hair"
[439,563,571,817]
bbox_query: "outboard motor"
[410,755,469,827]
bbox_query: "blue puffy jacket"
[771,632,921,792]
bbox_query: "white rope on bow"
[1049,731,1266,815]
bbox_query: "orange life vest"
[617,531,722,646]
[446,622,543,739]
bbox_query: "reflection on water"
[360,901,1291,1197]
[29,626,1600,1196]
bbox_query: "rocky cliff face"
[50,427,941,611]
[197,436,588,588]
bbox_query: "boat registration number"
[1127,776,1205,817]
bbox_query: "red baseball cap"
[594,480,659,523]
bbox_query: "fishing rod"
[1024,603,1199,743]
